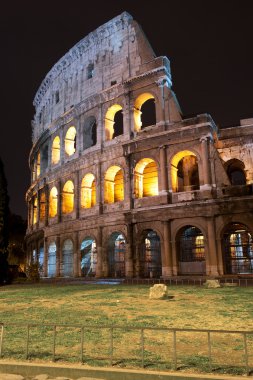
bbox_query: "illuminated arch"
[105,104,123,141]
[171,150,200,192]
[33,197,38,225]
[104,166,124,203]
[49,187,58,218]
[176,225,206,275]
[51,136,60,164]
[65,126,76,156]
[134,93,156,132]
[81,173,96,208]
[62,180,74,214]
[134,158,158,198]
[80,237,97,276]
[36,152,41,177]
[39,191,46,222]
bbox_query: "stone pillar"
[159,146,168,194]
[73,231,79,277]
[200,137,211,190]
[171,238,178,275]
[162,221,173,277]
[96,226,103,277]
[207,218,219,275]
[216,238,224,275]
[43,237,48,277]
[57,180,62,223]
[125,155,133,209]
[125,224,134,278]
[55,236,61,277]
[44,185,49,227]
[134,243,140,277]
[97,161,103,214]
[75,170,80,219]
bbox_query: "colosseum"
[26,12,253,279]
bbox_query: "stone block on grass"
[149,284,168,299]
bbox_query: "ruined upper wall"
[32,12,172,143]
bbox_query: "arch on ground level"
[176,225,206,275]
[83,116,97,150]
[171,150,200,192]
[105,104,123,141]
[65,126,76,156]
[104,166,124,203]
[52,136,60,164]
[49,187,58,218]
[81,173,96,208]
[39,191,46,222]
[225,159,246,186]
[48,242,57,277]
[62,180,74,214]
[107,232,126,277]
[80,237,97,277]
[38,242,44,275]
[222,222,253,274]
[134,93,156,132]
[139,229,162,278]
[62,239,73,277]
[134,158,158,198]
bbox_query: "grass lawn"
[0,283,253,374]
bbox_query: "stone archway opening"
[104,166,124,203]
[108,232,126,277]
[171,151,200,192]
[48,242,57,277]
[222,223,253,274]
[134,93,156,132]
[81,173,96,208]
[105,104,123,141]
[177,225,206,275]
[139,230,162,278]
[134,158,158,198]
[80,237,97,277]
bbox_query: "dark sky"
[1,0,253,219]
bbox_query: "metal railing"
[0,322,252,375]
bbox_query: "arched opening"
[33,197,38,225]
[104,166,124,203]
[134,158,158,198]
[65,126,76,156]
[81,174,96,208]
[139,230,162,278]
[171,151,200,192]
[39,243,44,275]
[83,116,97,150]
[177,226,206,274]
[62,181,74,214]
[134,93,156,132]
[105,104,123,141]
[52,136,60,164]
[222,223,253,274]
[39,191,46,222]
[36,152,40,178]
[108,232,126,277]
[62,239,73,277]
[49,187,58,218]
[80,237,97,276]
[225,159,246,185]
[48,242,56,277]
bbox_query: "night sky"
[1,0,253,219]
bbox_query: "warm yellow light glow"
[52,136,60,164]
[104,166,124,203]
[105,104,122,141]
[65,126,76,156]
[171,150,198,192]
[49,187,58,218]
[81,173,96,208]
[39,192,46,221]
[36,153,41,177]
[62,180,74,214]
[33,197,38,225]
[134,93,155,132]
[134,158,158,198]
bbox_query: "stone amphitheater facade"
[26,12,253,278]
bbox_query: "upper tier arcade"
[32,12,172,144]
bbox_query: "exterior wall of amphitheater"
[26,12,253,278]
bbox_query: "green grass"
[0,283,253,375]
